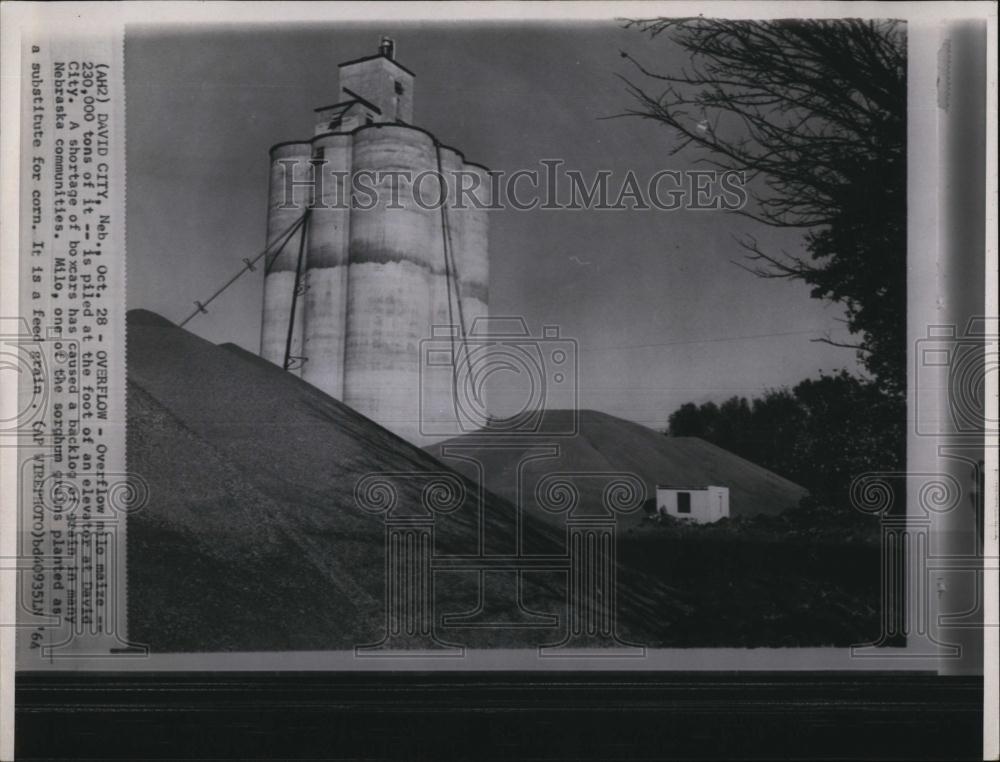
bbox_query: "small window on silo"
[329,117,342,131]
[395,80,405,95]
[365,114,374,125]
[677,492,691,514]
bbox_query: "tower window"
[328,117,342,131]
[394,80,405,95]
[365,114,374,125]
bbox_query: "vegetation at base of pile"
[636,495,882,546]
[623,498,882,647]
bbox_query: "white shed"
[655,485,730,524]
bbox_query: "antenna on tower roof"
[378,36,395,60]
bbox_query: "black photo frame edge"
[15,670,984,760]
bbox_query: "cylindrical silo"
[302,133,353,399]
[342,125,439,443]
[260,141,312,376]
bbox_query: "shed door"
[677,492,691,514]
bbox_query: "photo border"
[1,2,995,759]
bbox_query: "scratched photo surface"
[120,20,910,654]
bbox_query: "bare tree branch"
[617,17,906,397]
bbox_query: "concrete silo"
[342,125,439,442]
[259,38,490,444]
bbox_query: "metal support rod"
[434,143,475,385]
[178,211,307,328]
[283,208,312,371]
[262,213,308,275]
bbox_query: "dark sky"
[125,21,859,429]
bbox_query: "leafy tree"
[748,390,806,480]
[666,373,904,509]
[667,401,717,438]
[790,372,904,503]
[619,19,907,399]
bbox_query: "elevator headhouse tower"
[259,39,490,445]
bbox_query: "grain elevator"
[260,39,490,445]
